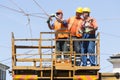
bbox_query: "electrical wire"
[23,50,51,59]
[32,0,55,54]
[0,50,34,62]
[101,31,120,38]
[26,16,33,39]
[32,0,49,17]
[0,4,22,13]
[0,0,50,63]
[0,45,10,48]
[0,4,47,19]
[29,12,47,15]
[5,0,48,40]
[0,50,51,63]
[8,0,34,41]
[9,0,26,14]
[29,14,47,19]
[1,1,120,73]
[97,18,120,21]
[0,57,11,62]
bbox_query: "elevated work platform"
[12,32,100,80]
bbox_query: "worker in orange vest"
[47,9,69,62]
[81,7,98,66]
[67,7,83,66]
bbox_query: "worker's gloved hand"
[84,28,93,33]
[47,18,50,23]
[47,14,56,23]
[50,14,55,17]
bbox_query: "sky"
[0,0,120,80]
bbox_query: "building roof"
[110,54,120,59]
[0,63,9,70]
[108,54,120,63]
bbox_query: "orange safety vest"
[68,16,83,38]
[54,20,68,39]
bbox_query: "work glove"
[50,14,55,17]
[47,18,50,23]
[47,14,56,23]
[84,28,93,33]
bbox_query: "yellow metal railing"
[12,32,100,80]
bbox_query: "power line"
[0,57,11,62]
[8,0,34,41]
[1,0,47,40]
[0,50,34,63]
[101,32,120,38]
[29,12,47,15]
[0,1,50,63]
[26,16,33,39]
[98,18,120,21]
[0,45,10,48]
[0,50,51,63]
[29,14,47,19]
[0,3,46,19]
[24,50,51,59]
[0,4,22,13]
[9,0,26,14]
[0,3,47,19]
[32,0,49,17]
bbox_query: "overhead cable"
[101,31,120,38]
[26,16,33,40]
[0,4,22,13]
[9,0,26,14]
[32,0,49,17]
[0,50,50,63]
[29,14,47,19]
[9,0,34,41]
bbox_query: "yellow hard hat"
[83,7,91,13]
[76,7,83,13]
